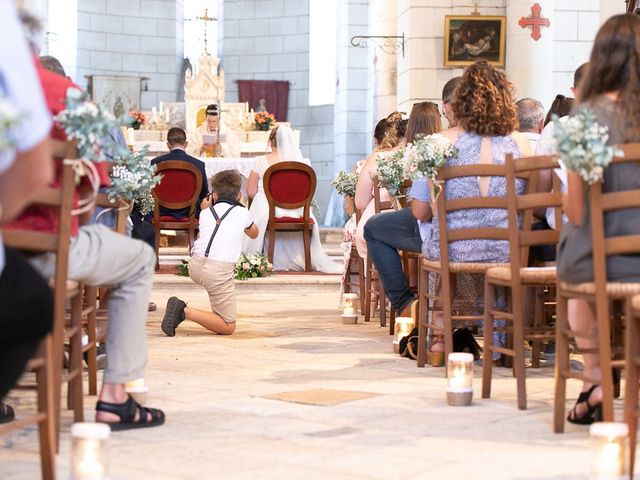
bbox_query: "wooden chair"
[151,160,203,263]
[263,161,317,272]
[481,154,562,410]
[624,293,640,477]
[0,158,78,479]
[363,178,396,326]
[554,143,640,432]
[416,162,514,368]
[343,207,366,314]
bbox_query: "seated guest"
[441,76,462,128]
[543,94,576,127]
[161,170,258,336]
[0,4,54,423]
[516,98,545,151]
[151,127,209,219]
[413,61,531,359]
[6,33,165,430]
[557,14,640,424]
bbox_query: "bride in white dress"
[242,126,342,274]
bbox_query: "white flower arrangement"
[376,148,406,196]
[0,96,21,152]
[552,108,622,185]
[234,252,274,280]
[108,148,161,215]
[403,134,457,186]
[331,171,359,198]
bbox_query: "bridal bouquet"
[108,148,161,215]
[0,96,21,152]
[552,108,622,185]
[403,133,457,182]
[234,252,274,280]
[331,171,359,198]
[376,148,406,196]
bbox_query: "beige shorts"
[189,255,236,323]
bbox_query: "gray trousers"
[31,224,156,384]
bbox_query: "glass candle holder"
[341,293,358,324]
[393,316,415,353]
[446,352,474,406]
[71,422,110,480]
[589,422,629,479]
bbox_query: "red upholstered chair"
[264,161,317,272]
[152,161,203,262]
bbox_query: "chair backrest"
[95,193,130,234]
[152,160,203,212]
[505,153,563,275]
[434,161,522,270]
[372,176,396,213]
[590,143,640,282]
[264,161,316,212]
[397,179,413,209]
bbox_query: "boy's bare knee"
[221,322,236,335]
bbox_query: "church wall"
[74,0,185,110]
[218,0,336,222]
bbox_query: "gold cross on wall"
[195,8,217,56]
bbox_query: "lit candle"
[159,101,164,115]
[393,316,415,353]
[341,293,358,324]
[151,106,157,122]
[127,127,135,146]
[71,422,110,480]
[446,352,474,406]
[590,422,628,479]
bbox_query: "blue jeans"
[363,208,422,312]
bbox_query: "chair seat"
[559,280,640,298]
[274,216,315,224]
[159,215,195,223]
[486,266,557,284]
[421,257,509,273]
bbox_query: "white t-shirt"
[0,0,53,273]
[191,201,254,263]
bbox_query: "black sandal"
[96,395,165,431]
[0,402,15,424]
[567,384,602,425]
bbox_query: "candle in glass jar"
[393,316,415,353]
[341,293,358,324]
[71,422,110,480]
[590,422,628,479]
[446,352,474,406]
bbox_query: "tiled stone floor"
[0,276,628,479]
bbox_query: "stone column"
[369,0,398,125]
[506,0,554,104]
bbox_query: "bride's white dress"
[242,156,342,273]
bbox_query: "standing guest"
[557,14,640,424]
[151,127,209,219]
[0,2,54,423]
[6,12,165,430]
[161,170,258,336]
[442,76,462,128]
[516,98,545,152]
[362,102,442,316]
[413,61,530,360]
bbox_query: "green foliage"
[331,171,359,198]
[176,260,189,277]
[376,149,406,196]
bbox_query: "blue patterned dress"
[421,131,525,358]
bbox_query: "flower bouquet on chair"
[375,149,406,197]
[551,108,622,185]
[403,133,457,200]
[331,171,359,198]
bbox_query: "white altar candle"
[151,107,157,122]
[159,101,164,115]
[127,127,135,146]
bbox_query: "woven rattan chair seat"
[421,258,509,273]
[486,266,556,284]
[559,280,640,298]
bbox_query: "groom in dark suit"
[151,127,209,219]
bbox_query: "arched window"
[309,0,336,106]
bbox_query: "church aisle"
[2,282,606,479]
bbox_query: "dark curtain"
[237,80,290,122]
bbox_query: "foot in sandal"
[96,384,164,431]
[0,402,15,424]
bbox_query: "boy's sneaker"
[162,297,186,337]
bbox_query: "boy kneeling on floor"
[162,169,258,336]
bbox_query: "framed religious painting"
[444,16,506,67]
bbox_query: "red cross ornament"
[519,3,550,41]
